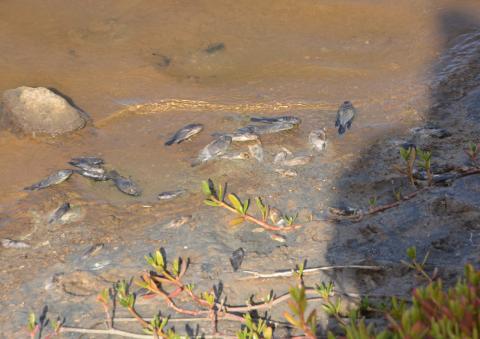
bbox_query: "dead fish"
[309,129,327,151]
[191,135,232,167]
[230,248,245,272]
[282,155,312,166]
[251,116,301,125]
[205,42,225,54]
[166,215,192,228]
[273,151,288,164]
[248,142,264,162]
[108,170,142,196]
[335,101,356,135]
[91,260,111,270]
[81,243,104,260]
[1,238,30,249]
[158,189,186,200]
[75,168,109,181]
[48,202,71,224]
[165,123,204,146]
[24,169,73,191]
[328,206,358,217]
[212,131,259,142]
[220,152,250,160]
[275,168,298,177]
[237,122,296,135]
[69,156,104,168]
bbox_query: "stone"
[1,86,87,135]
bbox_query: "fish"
[275,168,298,177]
[69,156,104,168]
[205,42,225,54]
[248,142,264,162]
[166,215,192,228]
[211,131,259,142]
[328,206,358,217]
[220,152,250,160]
[158,189,186,200]
[282,155,312,166]
[75,168,109,181]
[191,135,232,167]
[273,151,288,164]
[230,248,245,271]
[165,123,204,146]
[335,101,356,135]
[250,116,301,125]
[309,129,327,151]
[1,238,30,249]
[108,170,142,196]
[81,243,104,260]
[236,122,296,135]
[24,169,73,191]
[48,202,71,224]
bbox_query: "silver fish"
[165,123,204,146]
[192,135,232,167]
[158,189,186,200]
[237,122,296,135]
[69,156,104,168]
[335,101,356,135]
[275,168,298,177]
[211,131,259,142]
[220,152,250,160]
[1,238,30,249]
[248,142,264,162]
[81,243,104,260]
[108,170,142,196]
[309,129,327,151]
[75,168,109,181]
[24,169,73,191]
[250,116,301,125]
[48,202,71,224]
[282,155,312,166]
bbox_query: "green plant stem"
[210,196,301,232]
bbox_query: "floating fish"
[165,123,203,146]
[192,135,232,167]
[1,238,30,249]
[230,248,245,271]
[309,129,327,151]
[335,101,356,135]
[48,202,71,224]
[24,170,73,191]
[250,116,301,125]
[158,189,186,200]
[237,122,296,135]
[108,170,142,196]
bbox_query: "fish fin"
[338,125,346,135]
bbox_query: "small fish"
[166,215,192,228]
[275,168,298,177]
[158,189,186,200]
[220,152,250,160]
[237,122,296,135]
[91,260,111,270]
[108,170,142,196]
[251,116,301,125]
[270,234,286,243]
[1,238,30,249]
[69,156,104,168]
[309,129,327,151]
[48,202,71,224]
[81,243,104,260]
[335,101,356,135]
[75,168,109,181]
[248,142,264,162]
[191,135,232,167]
[205,42,225,54]
[211,131,259,142]
[273,151,288,164]
[282,155,312,166]
[328,206,358,217]
[165,123,204,146]
[24,169,73,191]
[230,248,245,272]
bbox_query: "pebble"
[270,234,286,243]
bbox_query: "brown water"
[1,0,480,213]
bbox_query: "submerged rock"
[1,86,87,135]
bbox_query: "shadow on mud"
[322,7,480,334]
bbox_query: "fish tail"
[338,125,346,135]
[164,138,175,146]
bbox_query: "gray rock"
[1,86,86,135]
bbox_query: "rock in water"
[230,248,245,271]
[24,170,73,191]
[191,135,232,167]
[1,86,87,135]
[335,101,356,135]
[165,123,203,146]
[108,170,142,196]
[309,129,327,151]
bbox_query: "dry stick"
[211,196,301,232]
[241,265,383,279]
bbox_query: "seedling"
[465,141,479,166]
[417,148,433,185]
[237,313,273,339]
[368,196,377,210]
[283,286,317,339]
[399,146,416,186]
[401,246,434,282]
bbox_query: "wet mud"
[1,0,480,337]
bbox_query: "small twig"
[60,326,236,338]
[241,265,383,279]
